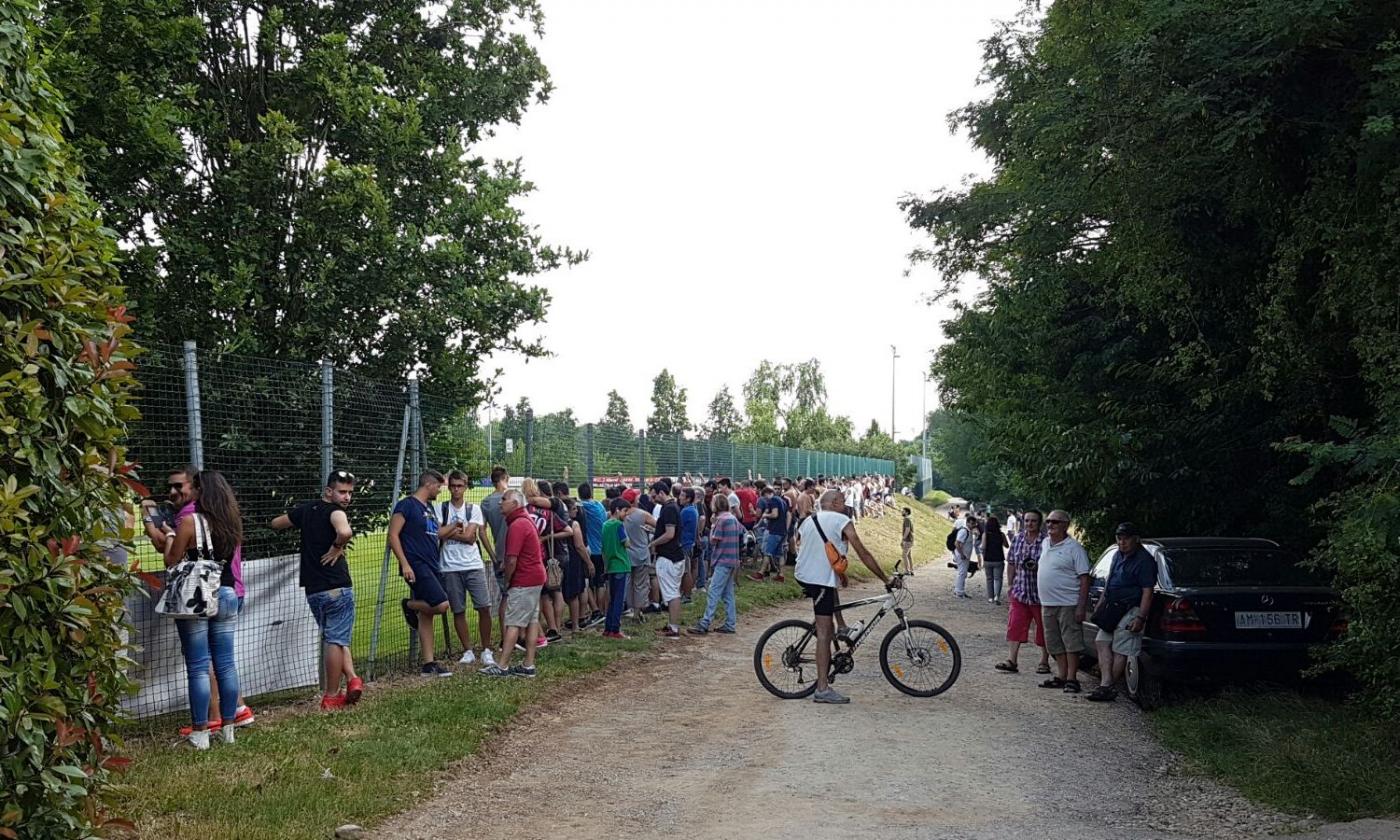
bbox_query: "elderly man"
[479,489,547,678]
[1087,522,1158,702]
[1036,509,1091,694]
[794,489,898,705]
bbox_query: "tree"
[702,385,743,439]
[903,0,1400,711]
[601,389,632,430]
[1,1,141,833]
[647,368,689,437]
[42,0,582,403]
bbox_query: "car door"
[1080,548,1117,655]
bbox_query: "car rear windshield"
[1164,548,1327,587]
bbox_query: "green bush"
[0,0,142,835]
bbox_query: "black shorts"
[590,554,607,588]
[801,582,838,617]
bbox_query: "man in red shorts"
[996,508,1051,675]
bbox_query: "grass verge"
[117,497,950,838]
[1150,688,1400,821]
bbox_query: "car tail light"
[1159,597,1206,636]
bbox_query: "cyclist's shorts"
[801,582,838,616]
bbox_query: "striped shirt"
[1008,533,1043,605]
[709,512,744,567]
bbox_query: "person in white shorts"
[647,482,686,638]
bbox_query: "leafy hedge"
[1,0,142,835]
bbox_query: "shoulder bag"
[155,514,223,619]
[811,512,849,585]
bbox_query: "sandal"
[1062,679,1082,694]
[1086,686,1118,702]
[994,661,1019,673]
[1038,677,1066,689]
[1035,663,1052,674]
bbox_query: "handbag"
[155,514,223,619]
[811,512,849,585]
[545,556,563,590]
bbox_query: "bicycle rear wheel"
[879,619,961,698]
[753,619,820,699]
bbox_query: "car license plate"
[1234,611,1302,630]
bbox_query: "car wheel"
[1126,655,1165,710]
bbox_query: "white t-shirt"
[439,500,485,572]
[954,524,976,559]
[1036,535,1091,607]
[795,510,851,589]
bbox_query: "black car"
[1080,537,1344,708]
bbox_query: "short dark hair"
[490,465,508,484]
[604,486,621,500]
[903,507,911,516]
[801,478,816,491]
[718,477,732,489]
[447,469,468,484]
[650,480,669,495]
[609,497,631,514]
[760,485,773,495]
[419,469,445,487]
[578,482,593,500]
[681,487,696,504]
[326,469,356,488]
[552,480,569,497]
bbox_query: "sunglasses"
[167,482,185,490]
[331,470,356,482]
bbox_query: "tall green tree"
[1,1,141,833]
[702,385,743,439]
[647,368,689,437]
[42,0,582,402]
[904,0,1400,710]
[601,389,632,430]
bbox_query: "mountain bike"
[753,572,961,698]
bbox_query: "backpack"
[945,528,959,552]
[440,501,474,528]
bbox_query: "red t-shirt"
[503,508,547,588]
[736,488,760,525]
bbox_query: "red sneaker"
[179,719,221,737]
[231,706,255,728]
[320,693,347,711]
[747,572,766,583]
[345,677,364,705]
[603,631,631,640]
[774,574,786,583]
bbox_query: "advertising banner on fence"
[121,556,320,719]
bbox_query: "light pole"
[889,345,899,439]
[922,373,930,463]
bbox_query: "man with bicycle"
[794,489,899,704]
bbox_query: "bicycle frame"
[789,581,915,658]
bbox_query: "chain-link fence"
[122,340,894,719]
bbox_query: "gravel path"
[376,562,1316,840]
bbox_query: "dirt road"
[377,565,1310,840]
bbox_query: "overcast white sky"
[480,0,1025,440]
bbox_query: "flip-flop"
[1038,677,1066,689]
[994,661,1019,673]
[1086,686,1118,702]
[1035,664,1052,674]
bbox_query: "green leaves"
[1,1,141,835]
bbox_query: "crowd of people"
[947,504,1156,702]
[141,461,899,747]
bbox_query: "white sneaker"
[480,648,496,668]
[220,726,235,745]
[181,729,211,751]
[459,649,477,665]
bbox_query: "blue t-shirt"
[760,496,790,537]
[393,496,440,567]
[680,505,699,550]
[580,499,607,556]
[1106,545,1158,596]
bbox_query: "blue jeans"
[605,571,629,633]
[175,586,241,727]
[698,564,737,631]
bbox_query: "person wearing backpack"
[952,515,977,599]
[162,470,245,750]
[438,470,495,669]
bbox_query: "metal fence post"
[585,423,596,485]
[408,378,422,481]
[368,403,412,679]
[321,360,334,482]
[525,409,535,477]
[181,340,205,469]
[639,429,647,486]
[676,434,683,477]
[707,438,714,475]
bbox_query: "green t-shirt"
[602,518,630,575]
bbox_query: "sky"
[479,0,1027,440]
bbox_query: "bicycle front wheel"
[879,619,961,698]
[753,618,820,699]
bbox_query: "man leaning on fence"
[389,470,453,678]
[271,469,363,710]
